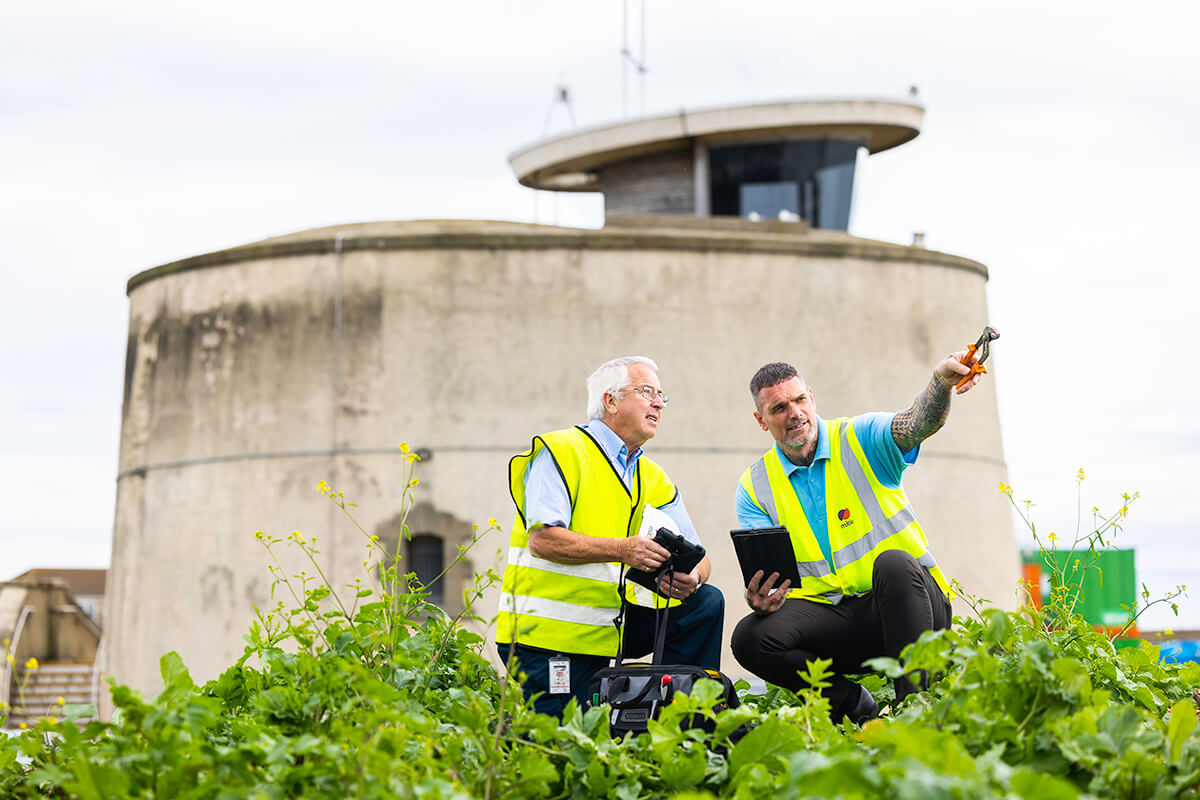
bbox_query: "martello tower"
[104,98,1017,700]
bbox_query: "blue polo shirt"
[523,418,701,546]
[734,413,917,569]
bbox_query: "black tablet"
[729,527,802,588]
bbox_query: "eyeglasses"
[623,385,670,404]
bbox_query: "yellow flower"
[399,442,411,454]
[1047,532,1058,543]
[406,453,418,463]
[488,517,498,528]
[1077,468,1086,482]
[57,696,65,706]
[47,716,57,726]
[5,653,12,664]
[18,722,27,730]
[316,480,330,494]
[997,482,1012,497]
[25,657,38,670]
[1164,628,1174,636]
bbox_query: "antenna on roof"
[621,0,648,116]
[542,80,577,137]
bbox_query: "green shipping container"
[1036,548,1137,628]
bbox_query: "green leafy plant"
[3,465,1198,799]
[1002,470,1186,638]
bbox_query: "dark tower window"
[407,534,445,604]
[709,140,861,230]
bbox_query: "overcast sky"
[3,0,1198,629]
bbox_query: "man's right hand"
[745,569,791,614]
[619,536,672,572]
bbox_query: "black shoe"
[836,684,878,726]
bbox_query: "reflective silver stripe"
[796,559,833,580]
[831,424,921,570]
[749,457,779,525]
[756,452,835,582]
[917,551,939,570]
[830,507,917,569]
[754,455,833,583]
[629,582,680,608]
[821,591,845,605]
[497,592,616,627]
[506,546,620,585]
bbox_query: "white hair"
[586,356,658,420]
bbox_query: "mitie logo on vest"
[837,508,853,529]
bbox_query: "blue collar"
[774,416,829,475]
[585,418,642,470]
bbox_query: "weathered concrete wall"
[105,218,1018,705]
[600,148,694,216]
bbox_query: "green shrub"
[3,461,1197,798]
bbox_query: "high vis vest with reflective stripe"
[496,426,679,656]
[738,417,950,605]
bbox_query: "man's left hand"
[656,568,701,600]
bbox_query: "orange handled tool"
[956,326,1000,390]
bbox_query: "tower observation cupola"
[509,98,922,230]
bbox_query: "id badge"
[548,656,571,694]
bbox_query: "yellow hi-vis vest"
[496,426,680,656]
[738,417,950,605]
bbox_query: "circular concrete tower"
[105,98,1018,701]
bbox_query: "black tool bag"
[586,570,740,737]
[588,662,739,735]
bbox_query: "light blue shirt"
[734,413,916,568]
[524,418,701,546]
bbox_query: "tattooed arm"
[891,350,982,453]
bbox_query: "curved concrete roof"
[509,97,923,191]
[126,217,984,294]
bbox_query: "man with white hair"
[496,356,724,718]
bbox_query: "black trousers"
[730,550,951,715]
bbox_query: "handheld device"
[625,527,706,592]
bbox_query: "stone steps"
[4,661,96,729]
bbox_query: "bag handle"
[613,559,675,666]
[651,571,674,665]
[613,568,628,665]
[607,675,662,709]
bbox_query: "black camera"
[625,527,706,593]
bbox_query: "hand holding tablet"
[729,527,802,587]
